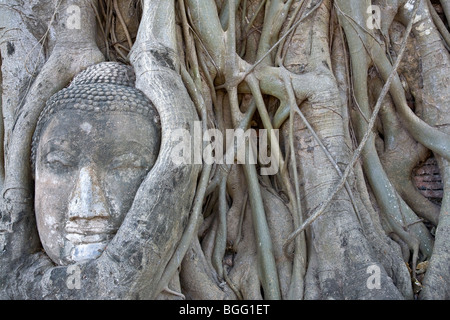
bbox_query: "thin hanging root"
[223,267,244,300]
[215,0,324,92]
[441,0,450,22]
[242,160,281,300]
[369,32,450,160]
[244,75,305,299]
[156,32,257,295]
[421,158,450,298]
[162,286,186,300]
[283,2,418,250]
[96,0,136,61]
[283,71,306,300]
[212,177,227,279]
[239,0,267,57]
[23,0,62,76]
[110,18,128,61]
[113,0,133,49]
[226,79,281,300]
[373,79,440,226]
[255,0,293,65]
[243,0,267,36]
[242,0,324,78]
[281,69,363,226]
[207,6,291,292]
[336,0,433,259]
[275,0,306,66]
[426,0,450,50]
[92,3,110,58]
[153,163,213,298]
[234,192,248,250]
[179,0,202,87]
[245,76,297,224]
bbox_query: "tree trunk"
[1,0,449,300]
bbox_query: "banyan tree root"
[395,0,450,300]
[2,0,450,300]
[176,0,414,299]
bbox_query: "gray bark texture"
[0,0,449,300]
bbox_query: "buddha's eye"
[110,153,150,171]
[44,151,76,171]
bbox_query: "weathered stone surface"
[0,61,199,299]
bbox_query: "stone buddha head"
[31,62,161,265]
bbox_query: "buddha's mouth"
[65,232,114,244]
[65,220,116,244]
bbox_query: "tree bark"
[1,0,450,300]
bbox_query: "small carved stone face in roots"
[32,62,161,265]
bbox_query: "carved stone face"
[34,109,159,265]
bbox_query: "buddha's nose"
[68,166,110,220]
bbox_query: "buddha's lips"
[65,232,114,244]
[66,234,112,245]
[64,220,116,244]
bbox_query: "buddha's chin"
[71,242,108,263]
[63,231,114,263]
[61,241,109,264]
